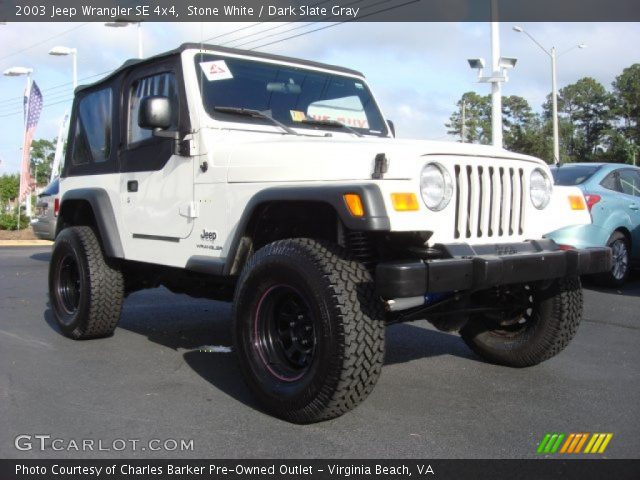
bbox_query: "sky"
[0,21,639,175]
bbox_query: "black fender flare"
[58,188,124,259]
[222,183,390,275]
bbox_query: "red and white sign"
[199,60,234,82]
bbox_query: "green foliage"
[0,211,30,231]
[612,63,640,161]
[446,91,491,144]
[30,138,56,187]
[447,63,640,165]
[0,174,19,205]
[447,92,553,161]
[551,77,614,162]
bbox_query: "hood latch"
[372,153,388,179]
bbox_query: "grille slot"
[452,162,526,240]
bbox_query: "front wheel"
[233,238,385,423]
[460,276,583,367]
[49,226,124,339]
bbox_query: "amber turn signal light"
[343,193,365,217]
[568,195,586,210]
[391,193,419,211]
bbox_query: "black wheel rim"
[253,285,317,382]
[56,253,81,318]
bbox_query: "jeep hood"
[222,134,547,183]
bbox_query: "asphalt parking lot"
[1,246,638,459]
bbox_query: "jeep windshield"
[194,53,389,137]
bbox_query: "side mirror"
[139,96,172,130]
[387,119,396,138]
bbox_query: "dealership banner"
[1,0,639,23]
[2,459,640,480]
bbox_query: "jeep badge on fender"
[200,229,217,241]
[49,43,611,424]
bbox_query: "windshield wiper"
[300,118,364,137]
[213,106,299,135]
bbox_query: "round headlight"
[530,168,552,209]
[420,163,453,211]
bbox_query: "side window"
[71,88,112,165]
[619,170,640,197]
[600,172,621,192]
[128,72,178,145]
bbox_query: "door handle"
[630,203,639,211]
[127,181,138,192]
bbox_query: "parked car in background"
[31,177,59,241]
[546,163,640,286]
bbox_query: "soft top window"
[128,72,178,145]
[71,88,113,166]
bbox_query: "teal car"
[546,163,640,286]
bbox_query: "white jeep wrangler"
[49,43,610,423]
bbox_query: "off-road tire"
[233,238,385,423]
[592,231,630,288]
[49,226,124,339]
[459,276,583,367]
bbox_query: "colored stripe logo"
[537,433,613,454]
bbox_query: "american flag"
[19,80,43,202]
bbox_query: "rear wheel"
[460,276,583,367]
[593,231,630,287]
[233,238,385,423]
[49,226,124,339]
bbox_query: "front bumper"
[376,239,611,299]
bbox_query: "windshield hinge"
[372,153,389,179]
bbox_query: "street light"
[3,66,34,219]
[513,25,587,164]
[105,21,143,58]
[49,46,77,89]
[3,66,33,77]
[467,54,517,147]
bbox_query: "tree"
[601,130,636,164]
[29,138,56,186]
[612,63,640,164]
[502,95,538,153]
[0,174,19,207]
[446,92,491,144]
[447,64,640,165]
[447,93,551,160]
[549,77,614,162]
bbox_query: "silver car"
[31,177,59,241]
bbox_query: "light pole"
[49,46,77,89]
[467,55,517,148]
[105,21,143,58]
[3,66,34,220]
[466,0,516,148]
[513,26,586,164]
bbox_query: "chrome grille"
[454,164,525,240]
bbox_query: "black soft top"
[75,43,365,93]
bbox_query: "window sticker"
[290,110,307,122]
[354,82,364,89]
[199,60,234,81]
